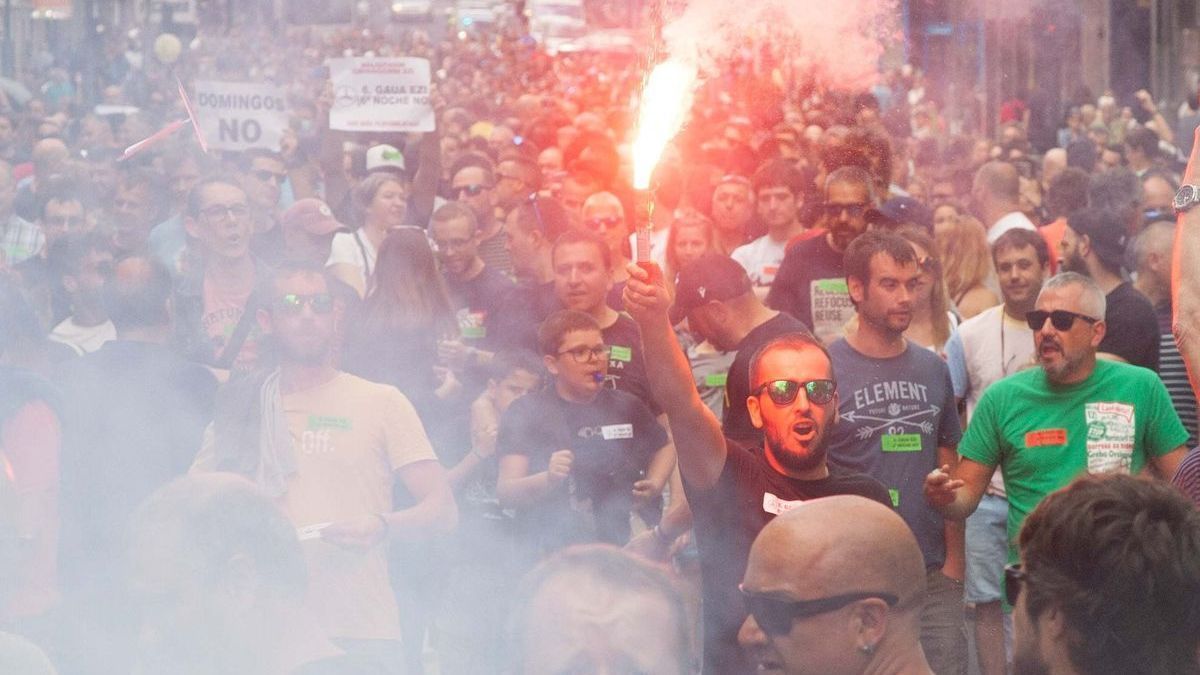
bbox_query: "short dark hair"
[1044,167,1091,220]
[450,152,496,186]
[48,229,110,282]
[430,201,478,234]
[825,165,877,202]
[751,158,804,197]
[843,229,916,292]
[1124,126,1160,159]
[537,309,600,357]
[36,175,85,221]
[1087,168,1142,227]
[186,176,245,218]
[992,227,1050,268]
[103,256,173,330]
[513,195,571,242]
[748,332,832,392]
[489,350,546,383]
[552,228,611,272]
[1018,474,1200,675]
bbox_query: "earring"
[859,643,875,655]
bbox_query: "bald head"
[32,138,69,176]
[973,161,1020,202]
[103,255,173,333]
[582,191,624,220]
[1042,148,1067,188]
[748,496,925,611]
[1132,220,1175,287]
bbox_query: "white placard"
[193,80,288,151]
[328,57,435,132]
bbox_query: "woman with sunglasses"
[896,226,959,355]
[327,172,409,297]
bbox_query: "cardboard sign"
[193,81,288,151]
[328,57,435,132]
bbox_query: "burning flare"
[631,58,697,190]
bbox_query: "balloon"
[154,33,182,65]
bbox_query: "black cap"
[1067,207,1129,272]
[670,253,754,324]
[873,196,933,233]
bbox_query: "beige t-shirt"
[195,372,436,641]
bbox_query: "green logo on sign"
[815,279,849,293]
[307,415,351,431]
[704,372,728,388]
[888,488,900,507]
[881,434,922,452]
[609,345,632,362]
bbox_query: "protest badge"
[328,57,435,132]
[193,80,288,151]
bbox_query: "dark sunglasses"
[1025,309,1099,332]
[453,183,490,197]
[753,379,837,406]
[584,216,623,231]
[275,293,334,315]
[1004,563,1026,607]
[741,587,899,635]
[822,202,870,219]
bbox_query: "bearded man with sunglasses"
[826,230,968,675]
[624,263,889,674]
[925,272,1187,573]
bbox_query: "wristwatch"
[1174,184,1200,214]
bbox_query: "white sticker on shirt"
[1084,402,1135,474]
[810,278,856,345]
[762,491,804,515]
[601,423,634,440]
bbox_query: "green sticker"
[461,325,486,339]
[704,372,728,388]
[814,278,849,294]
[888,488,900,508]
[881,434,922,452]
[307,415,351,431]
[609,345,632,362]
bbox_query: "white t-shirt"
[49,318,116,355]
[326,230,378,291]
[731,235,788,287]
[986,211,1037,244]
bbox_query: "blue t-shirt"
[825,339,963,569]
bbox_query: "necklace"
[999,309,1021,376]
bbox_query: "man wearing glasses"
[623,264,889,674]
[826,230,967,675]
[767,165,878,343]
[1008,474,1200,675]
[451,154,513,277]
[496,309,674,569]
[925,273,1187,577]
[175,178,265,372]
[738,495,934,675]
[238,149,288,266]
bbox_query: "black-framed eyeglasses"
[822,202,870,219]
[199,203,250,222]
[741,587,899,635]
[453,183,490,198]
[1004,563,1026,607]
[253,169,287,185]
[584,216,623,232]
[753,379,837,407]
[1025,309,1099,332]
[274,293,334,315]
[557,344,609,363]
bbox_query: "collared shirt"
[0,214,42,266]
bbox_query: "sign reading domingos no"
[328,57,435,132]
[193,81,288,151]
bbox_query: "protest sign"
[193,81,288,151]
[328,57,435,132]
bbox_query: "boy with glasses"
[623,264,889,674]
[926,273,1188,579]
[496,309,674,568]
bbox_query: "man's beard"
[763,422,828,474]
[1060,249,1088,275]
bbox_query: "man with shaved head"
[581,191,631,305]
[970,161,1036,244]
[739,495,932,675]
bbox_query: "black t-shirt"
[602,314,660,414]
[498,387,668,561]
[1100,282,1160,372]
[765,234,847,332]
[445,264,515,352]
[685,440,890,675]
[490,280,560,353]
[721,313,813,444]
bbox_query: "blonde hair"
[896,225,953,350]
[935,215,993,307]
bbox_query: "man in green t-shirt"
[925,272,1188,562]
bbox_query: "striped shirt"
[1157,303,1197,446]
[0,214,41,266]
[1171,447,1200,509]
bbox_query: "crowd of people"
[2,9,1200,675]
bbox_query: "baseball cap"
[365,144,406,174]
[670,253,753,324]
[281,198,342,236]
[873,196,933,233]
[1066,207,1128,272]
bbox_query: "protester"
[46,230,115,355]
[971,162,1038,243]
[933,215,999,320]
[580,191,632,305]
[451,153,514,278]
[894,225,958,353]
[328,172,409,297]
[731,160,810,293]
[1010,474,1200,675]
[738,496,934,675]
